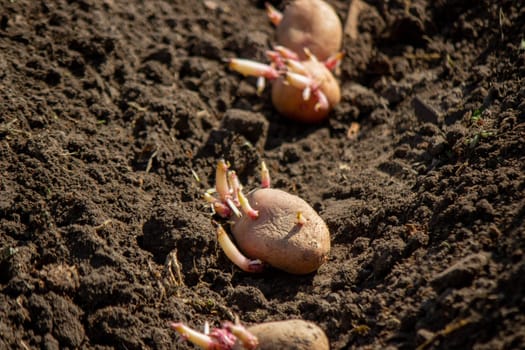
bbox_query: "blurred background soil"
[0,0,524,349]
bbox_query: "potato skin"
[276,0,342,61]
[271,59,340,123]
[231,188,330,274]
[232,320,329,350]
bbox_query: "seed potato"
[231,188,330,274]
[233,320,329,350]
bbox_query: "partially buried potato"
[227,0,344,123]
[209,160,331,275]
[270,58,341,123]
[171,319,330,350]
[231,188,331,275]
[233,320,329,350]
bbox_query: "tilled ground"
[0,0,524,349]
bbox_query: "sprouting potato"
[230,188,330,274]
[270,57,341,123]
[206,160,330,274]
[226,0,343,123]
[171,319,329,350]
[228,48,342,123]
[233,320,329,350]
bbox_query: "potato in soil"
[231,188,331,274]
[233,319,329,350]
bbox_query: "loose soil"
[1,0,524,349]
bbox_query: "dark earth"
[1,0,524,349]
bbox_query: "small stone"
[143,47,172,66]
[431,252,490,292]
[413,97,440,124]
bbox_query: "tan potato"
[231,188,330,274]
[233,320,329,350]
[171,319,329,350]
[276,0,343,61]
[228,0,343,123]
[211,160,330,274]
[271,59,341,123]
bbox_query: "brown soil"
[1,0,524,349]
